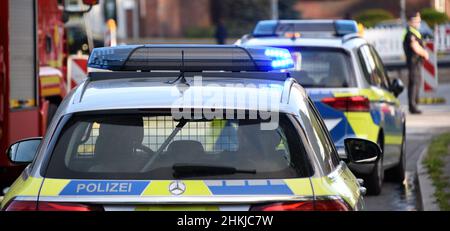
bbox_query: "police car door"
[366,45,403,167]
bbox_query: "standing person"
[344,12,352,20]
[215,19,227,45]
[403,12,429,114]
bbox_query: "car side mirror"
[7,138,42,165]
[344,138,381,164]
[390,78,404,97]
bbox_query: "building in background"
[295,0,433,19]
[82,0,211,41]
[78,0,450,41]
[139,0,211,38]
[83,0,136,40]
[433,0,450,16]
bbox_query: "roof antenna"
[168,50,190,96]
[167,50,189,86]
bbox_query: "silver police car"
[2,45,380,211]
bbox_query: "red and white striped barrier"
[67,54,89,90]
[421,41,439,93]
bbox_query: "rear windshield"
[281,47,356,88]
[45,111,311,179]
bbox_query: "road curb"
[416,145,440,211]
[419,97,446,105]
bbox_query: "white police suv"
[238,20,407,195]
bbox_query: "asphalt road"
[364,83,450,211]
[364,132,432,211]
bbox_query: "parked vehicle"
[1,45,379,211]
[239,20,406,195]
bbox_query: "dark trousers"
[407,62,422,112]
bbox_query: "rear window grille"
[76,117,239,158]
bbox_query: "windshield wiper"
[140,119,188,172]
[172,164,256,178]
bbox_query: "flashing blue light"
[265,48,291,59]
[265,48,294,69]
[271,59,294,69]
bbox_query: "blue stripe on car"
[207,180,294,195]
[60,180,150,196]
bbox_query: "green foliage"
[424,133,450,211]
[421,8,449,27]
[184,26,214,38]
[354,9,395,28]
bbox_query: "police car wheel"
[386,136,406,183]
[364,136,384,195]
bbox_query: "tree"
[354,9,395,28]
[421,8,449,27]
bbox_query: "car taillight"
[313,199,350,211]
[4,200,38,211]
[250,199,350,211]
[321,96,370,112]
[4,200,103,211]
[37,202,104,211]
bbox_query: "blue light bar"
[334,20,358,36]
[253,20,278,37]
[265,48,292,59]
[264,48,294,69]
[252,20,359,38]
[272,59,294,69]
[88,45,294,72]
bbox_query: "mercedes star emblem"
[169,181,186,195]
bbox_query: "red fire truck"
[0,0,98,191]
